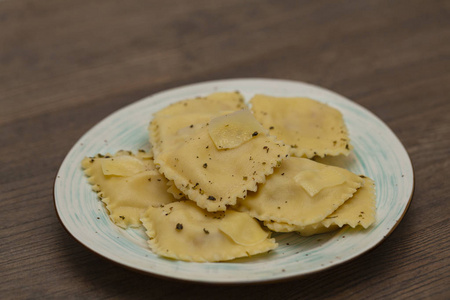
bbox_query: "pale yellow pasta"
[155,122,289,212]
[149,92,247,157]
[150,113,213,157]
[250,94,351,158]
[81,151,177,228]
[263,177,376,235]
[235,157,364,226]
[141,201,277,262]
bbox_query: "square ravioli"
[264,177,376,235]
[149,92,247,157]
[155,111,289,212]
[250,94,351,158]
[141,201,277,262]
[81,150,177,228]
[235,157,364,226]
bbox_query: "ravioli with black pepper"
[235,157,364,227]
[250,95,352,158]
[141,201,277,262]
[149,92,247,157]
[81,150,177,228]
[155,110,289,212]
[264,177,376,235]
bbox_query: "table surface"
[1,0,449,299]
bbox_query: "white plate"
[54,78,414,284]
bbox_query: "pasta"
[141,201,277,262]
[250,94,351,158]
[81,150,177,228]
[155,111,289,212]
[81,91,376,262]
[235,157,364,226]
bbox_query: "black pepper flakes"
[203,228,210,234]
[119,216,125,220]
[203,163,208,168]
[207,196,216,201]
[252,131,258,137]
[176,223,183,230]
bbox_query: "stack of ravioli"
[82,92,376,262]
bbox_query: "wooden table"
[1,0,449,298]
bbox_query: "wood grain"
[1,0,449,299]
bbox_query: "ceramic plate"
[54,78,414,284]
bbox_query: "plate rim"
[53,77,415,284]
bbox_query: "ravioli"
[141,201,277,262]
[235,157,364,226]
[264,177,376,235]
[150,113,214,157]
[81,151,177,228]
[149,92,247,157]
[250,94,351,158]
[155,121,289,212]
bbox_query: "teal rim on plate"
[54,78,414,284]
